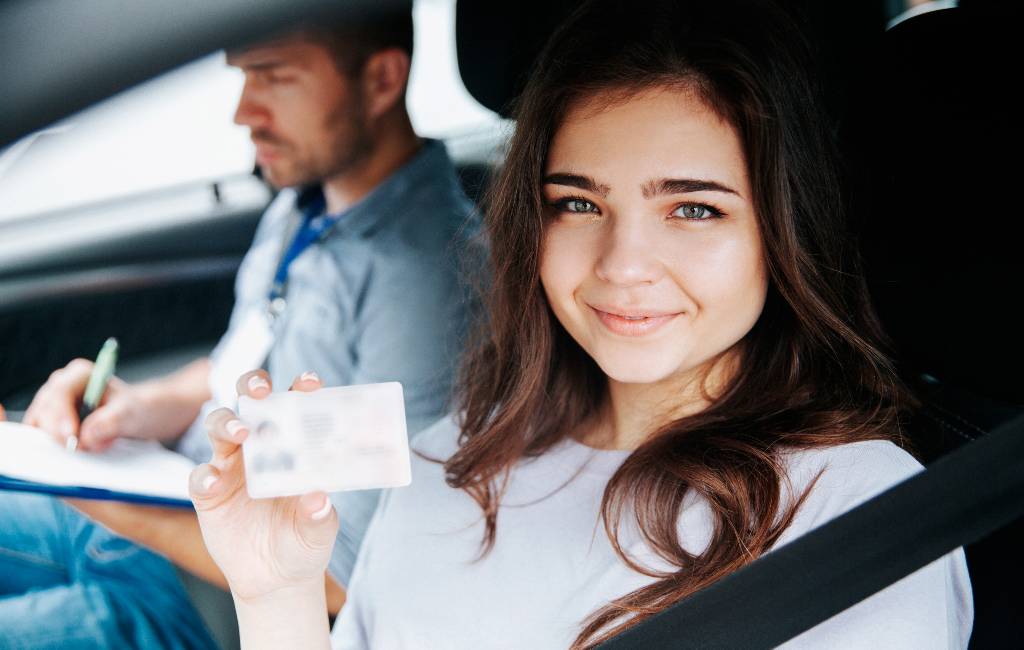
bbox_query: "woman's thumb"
[297,491,339,547]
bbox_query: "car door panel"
[0,178,269,407]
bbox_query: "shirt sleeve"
[346,243,473,436]
[323,241,474,584]
[777,441,974,649]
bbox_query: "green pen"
[69,337,119,452]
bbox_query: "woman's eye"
[671,204,722,220]
[561,198,597,213]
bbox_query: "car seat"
[849,4,1023,646]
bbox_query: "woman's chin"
[593,355,685,386]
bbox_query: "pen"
[69,337,119,452]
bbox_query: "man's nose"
[232,85,269,129]
[593,215,665,287]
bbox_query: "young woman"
[190,1,973,647]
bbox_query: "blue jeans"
[0,491,217,649]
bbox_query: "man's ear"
[361,48,411,119]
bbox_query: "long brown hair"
[447,0,910,646]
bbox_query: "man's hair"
[302,4,414,78]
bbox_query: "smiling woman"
[540,88,767,400]
[439,0,973,643]
[188,0,973,648]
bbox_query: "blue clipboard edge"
[0,475,194,509]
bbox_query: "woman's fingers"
[289,371,322,393]
[189,462,242,511]
[235,369,272,399]
[205,407,249,466]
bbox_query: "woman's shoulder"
[408,413,463,461]
[784,438,922,484]
[776,439,923,541]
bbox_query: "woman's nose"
[593,215,664,287]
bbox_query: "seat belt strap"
[600,412,1024,648]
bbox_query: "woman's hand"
[189,369,339,604]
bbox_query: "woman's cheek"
[666,230,764,306]
[541,225,593,304]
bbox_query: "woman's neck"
[579,351,738,451]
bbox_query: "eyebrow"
[543,172,739,199]
[542,173,610,198]
[236,60,287,72]
[641,178,740,199]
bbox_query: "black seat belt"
[600,412,1024,648]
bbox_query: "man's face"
[227,38,372,188]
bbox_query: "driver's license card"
[237,382,411,499]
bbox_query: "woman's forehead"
[546,88,748,196]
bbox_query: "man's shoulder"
[385,175,477,246]
[338,183,479,273]
[377,141,477,236]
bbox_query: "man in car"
[0,5,479,648]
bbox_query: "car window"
[0,0,503,224]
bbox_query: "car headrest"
[854,6,1022,406]
[453,0,880,119]
[454,0,577,117]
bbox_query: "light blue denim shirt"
[177,139,481,584]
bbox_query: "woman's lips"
[591,306,680,337]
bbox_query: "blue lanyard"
[269,194,337,304]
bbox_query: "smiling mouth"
[590,306,681,337]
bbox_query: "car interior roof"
[0,0,409,149]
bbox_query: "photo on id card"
[238,382,411,499]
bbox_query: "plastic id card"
[237,382,411,499]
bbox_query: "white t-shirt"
[332,415,973,649]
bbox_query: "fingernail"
[248,375,270,392]
[226,419,246,439]
[311,497,333,521]
[300,371,320,383]
[59,419,74,437]
[202,475,218,492]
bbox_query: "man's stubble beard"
[264,97,375,190]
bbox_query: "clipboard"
[0,421,196,508]
[0,475,193,508]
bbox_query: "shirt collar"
[296,138,452,239]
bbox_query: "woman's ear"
[360,48,411,119]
